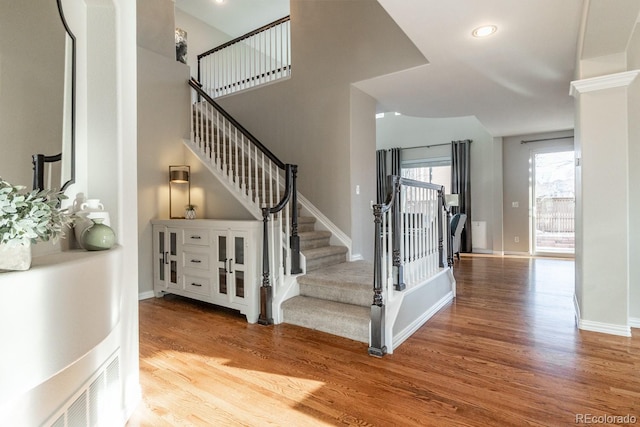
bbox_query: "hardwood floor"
[128,256,640,426]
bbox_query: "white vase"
[185,209,196,220]
[0,242,32,271]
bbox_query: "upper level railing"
[198,16,291,98]
[369,176,452,356]
[188,78,301,325]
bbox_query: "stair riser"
[300,237,331,250]
[281,298,369,343]
[299,283,371,307]
[305,252,347,271]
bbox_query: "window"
[401,158,451,194]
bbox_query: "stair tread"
[298,216,316,224]
[298,230,332,239]
[302,245,348,259]
[299,260,373,287]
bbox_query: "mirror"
[0,0,76,191]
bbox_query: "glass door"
[531,150,575,256]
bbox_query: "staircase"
[281,260,372,342]
[189,79,369,344]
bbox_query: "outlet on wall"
[514,236,520,243]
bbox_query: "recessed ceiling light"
[215,0,224,4]
[472,25,497,38]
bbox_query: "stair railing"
[198,16,291,99]
[369,176,452,357]
[188,78,301,325]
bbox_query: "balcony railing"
[198,16,291,98]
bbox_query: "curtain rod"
[388,140,472,151]
[521,136,573,144]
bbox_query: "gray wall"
[214,0,427,239]
[502,130,574,254]
[349,86,377,260]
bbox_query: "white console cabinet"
[152,219,261,323]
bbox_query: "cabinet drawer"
[182,229,210,247]
[183,251,209,270]
[183,275,211,296]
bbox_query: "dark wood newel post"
[369,204,387,357]
[437,190,445,268]
[390,176,405,291]
[290,165,302,274]
[259,208,273,325]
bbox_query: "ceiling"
[174,0,289,38]
[177,0,587,137]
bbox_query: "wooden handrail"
[198,16,291,60]
[189,78,285,170]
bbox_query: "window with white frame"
[401,158,451,194]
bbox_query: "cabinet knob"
[191,282,203,287]
[191,259,202,263]
[190,235,202,240]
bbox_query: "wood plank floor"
[127,256,640,426]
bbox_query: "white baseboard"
[297,193,352,257]
[503,251,530,256]
[629,318,640,329]
[578,320,631,337]
[471,248,492,254]
[574,295,631,336]
[350,253,364,262]
[138,291,155,300]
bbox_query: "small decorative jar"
[81,219,116,251]
[185,205,197,220]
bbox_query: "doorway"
[531,149,575,256]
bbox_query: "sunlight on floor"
[132,349,331,426]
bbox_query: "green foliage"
[0,178,72,246]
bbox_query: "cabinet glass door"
[232,235,246,300]
[167,229,181,290]
[216,234,228,296]
[158,231,165,282]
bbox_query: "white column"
[570,70,639,336]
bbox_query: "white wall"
[570,1,640,334]
[1,0,140,422]
[175,8,232,79]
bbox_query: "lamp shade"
[445,194,459,207]
[170,170,189,183]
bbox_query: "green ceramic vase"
[81,219,115,251]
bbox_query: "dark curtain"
[451,140,472,252]
[376,148,401,204]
